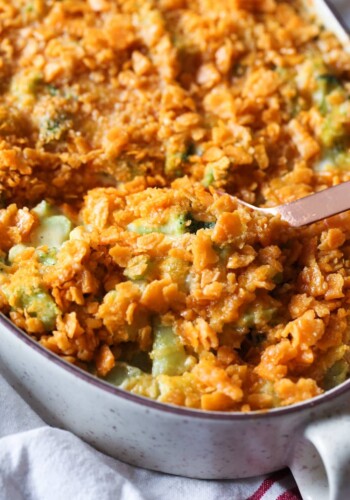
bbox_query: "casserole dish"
[0,1,350,499]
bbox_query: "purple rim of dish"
[2,312,350,421]
[324,0,349,32]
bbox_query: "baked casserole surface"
[1,0,350,411]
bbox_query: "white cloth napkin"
[0,371,300,500]
[0,2,349,499]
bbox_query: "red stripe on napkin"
[277,487,301,500]
[247,470,289,500]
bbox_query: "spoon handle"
[232,181,350,228]
[273,181,350,227]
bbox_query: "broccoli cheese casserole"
[1,0,350,411]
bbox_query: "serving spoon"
[227,181,350,227]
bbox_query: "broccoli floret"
[39,113,72,144]
[151,324,190,376]
[128,213,188,236]
[185,213,215,233]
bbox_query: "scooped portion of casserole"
[1,0,350,411]
[2,178,350,411]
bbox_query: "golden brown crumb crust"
[1,0,350,411]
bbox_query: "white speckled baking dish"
[1,3,350,500]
